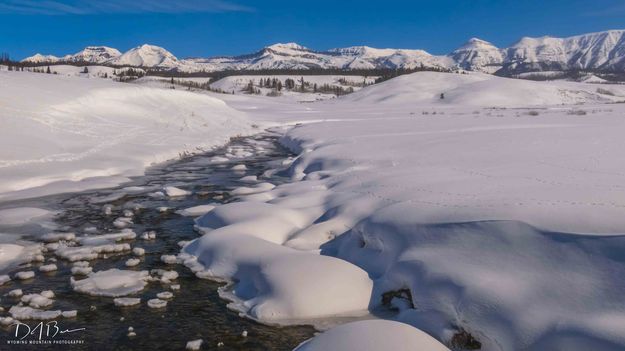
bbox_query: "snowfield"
[4,67,625,350]
[179,72,625,350]
[0,70,253,201]
[346,71,625,106]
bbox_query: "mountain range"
[21,30,625,76]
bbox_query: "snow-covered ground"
[3,69,625,350]
[209,75,376,94]
[0,70,254,202]
[177,72,625,350]
[135,74,377,103]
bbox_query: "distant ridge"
[20,30,625,76]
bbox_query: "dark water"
[0,134,315,350]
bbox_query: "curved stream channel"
[0,133,316,350]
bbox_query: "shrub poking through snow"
[451,328,482,350]
[381,288,415,311]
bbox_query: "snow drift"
[346,71,625,106]
[0,71,253,201]
[179,72,625,350]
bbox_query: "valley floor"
[2,69,625,350]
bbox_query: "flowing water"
[0,133,316,350]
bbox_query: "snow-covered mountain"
[70,46,121,63]
[22,46,120,64]
[19,30,625,75]
[185,43,452,71]
[449,38,504,73]
[109,44,179,68]
[500,30,625,74]
[21,53,68,63]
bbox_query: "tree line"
[242,76,360,96]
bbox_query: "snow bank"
[0,243,43,273]
[260,78,625,349]
[346,71,625,106]
[0,71,253,201]
[182,201,373,323]
[176,204,216,217]
[294,320,449,351]
[180,73,625,349]
[0,207,53,226]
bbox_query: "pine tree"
[46,66,51,74]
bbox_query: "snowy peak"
[21,53,63,63]
[502,30,625,73]
[458,38,498,50]
[21,46,120,64]
[110,44,178,68]
[17,29,625,74]
[70,46,121,63]
[450,38,504,72]
[265,42,309,51]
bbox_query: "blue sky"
[2,0,625,60]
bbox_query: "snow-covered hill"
[0,70,253,201]
[345,71,625,106]
[19,30,625,76]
